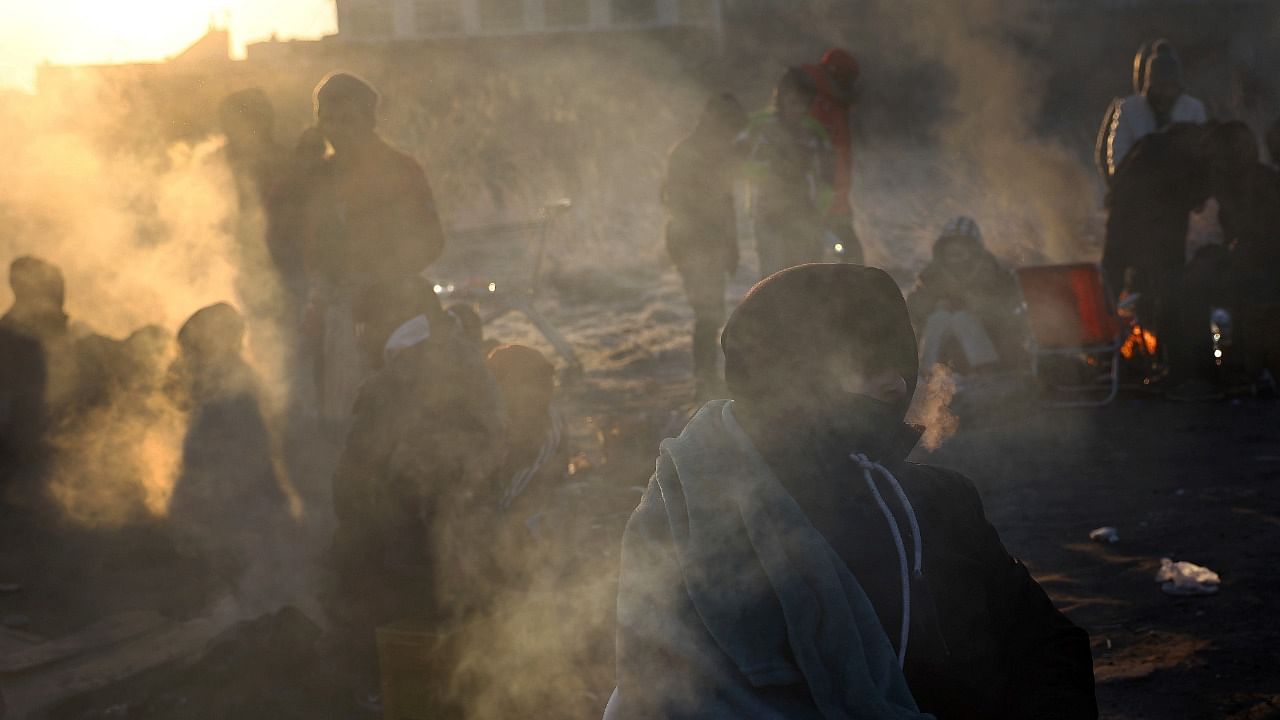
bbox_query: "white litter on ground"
[1156,558,1221,596]
[1089,527,1120,543]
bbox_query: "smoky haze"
[1,0,1277,717]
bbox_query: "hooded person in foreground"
[609,263,1096,719]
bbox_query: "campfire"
[1120,325,1158,361]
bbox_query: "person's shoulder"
[622,474,671,546]
[801,115,830,142]
[746,110,778,132]
[1177,94,1207,115]
[1114,94,1150,122]
[899,462,986,507]
[667,135,697,164]
[374,139,427,176]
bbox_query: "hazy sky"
[0,0,338,92]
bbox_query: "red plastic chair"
[1016,263,1123,406]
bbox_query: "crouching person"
[610,264,1096,719]
[325,276,504,704]
[907,217,1024,376]
[486,344,568,542]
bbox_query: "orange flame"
[1120,325,1158,360]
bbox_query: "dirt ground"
[924,397,1280,719]
[3,265,1279,719]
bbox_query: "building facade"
[335,0,722,40]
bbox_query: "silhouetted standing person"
[0,301,48,506]
[743,69,833,278]
[0,257,84,431]
[299,73,446,425]
[1103,123,1211,384]
[1106,42,1207,178]
[219,88,301,317]
[664,94,747,398]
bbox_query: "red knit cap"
[820,48,860,85]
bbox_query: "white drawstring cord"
[851,453,923,668]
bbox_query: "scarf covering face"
[722,263,919,463]
[612,399,932,719]
[722,263,919,407]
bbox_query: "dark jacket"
[304,138,445,287]
[663,134,739,273]
[905,235,1023,366]
[618,419,1097,720]
[1216,163,1280,302]
[769,424,1095,719]
[906,237,1020,324]
[1102,124,1210,299]
[329,323,504,621]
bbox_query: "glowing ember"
[1120,325,1158,360]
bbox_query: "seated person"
[165,303,291,600]
[326,276,504,702]
[1,257,79,421]
[906,217,1023,374]
[0,318,47,506]
[610,263,1096,719]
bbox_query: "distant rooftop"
[334,0,722,41]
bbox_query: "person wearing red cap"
[801,48,864,264]
[610,264,1096,719]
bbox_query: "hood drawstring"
[851,453,923,668]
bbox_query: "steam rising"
[0,0,1125,714]
[855,0,1096,269]
[909,365,960,452]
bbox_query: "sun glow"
[0,0,336,91]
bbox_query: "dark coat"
[1216,163,1280,303]
[1102,124,1210,300]
[329,324,504,622]
[905,236,1023,367]
[618,421,1097,720]
[663,133,739,273]
[304,138,445,287]
[167,355,286,570]
[768,426,1095,719]
[907,235,1019,315]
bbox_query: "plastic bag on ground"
[1156,557,1220,596]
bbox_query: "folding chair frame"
[441,200,583,378]
[1017,264,1123,408]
